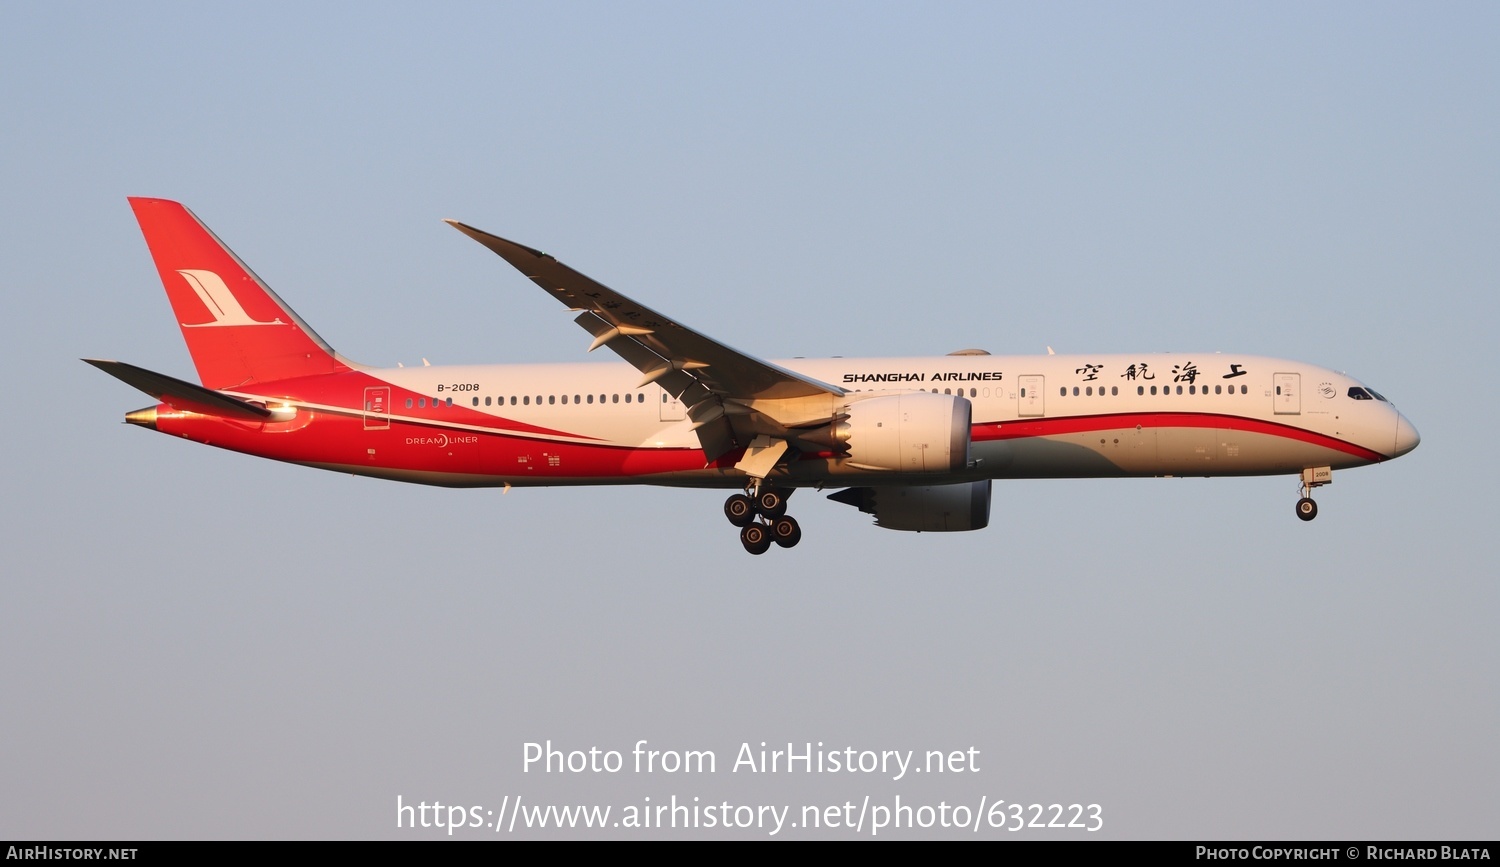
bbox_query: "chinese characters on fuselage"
[1112,361,1247,384]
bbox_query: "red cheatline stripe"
[972,412,1385,462]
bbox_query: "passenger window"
[587,394,594,404]
[405,398,413,408]
[549,395,556,405]
[1137,386,1143,395]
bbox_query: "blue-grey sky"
[2,2,1494,839]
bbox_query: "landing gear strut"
[725,485,800,553]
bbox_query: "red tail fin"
[128,198,351,389]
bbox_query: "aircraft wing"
[447,220,846,463]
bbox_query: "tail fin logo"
[176,269,284,328]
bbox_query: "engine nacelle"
[828,480,992,532]
[836,392,971,473]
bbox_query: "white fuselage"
[340,351,1414,488]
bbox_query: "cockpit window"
[1369,389,1388,402]
[1348,387,1373,400]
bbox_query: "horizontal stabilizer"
[83,359,273,420]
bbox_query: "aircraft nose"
[1393,412,1420,458]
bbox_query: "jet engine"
[828,480,992,532]
[835,392,971,473]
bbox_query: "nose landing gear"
[1294,467,1331,522]
[725,485,800,553]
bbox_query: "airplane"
[88,198,1421,554]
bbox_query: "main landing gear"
[1294,467,1332,522]
[725,486,800,554]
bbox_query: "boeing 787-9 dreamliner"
[88,199,1420,554]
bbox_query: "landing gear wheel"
[771,515,802,548]
[756,489,788,519]
[724,494,755,527]
[740,522,773,555]
[1296,497,1318,522]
